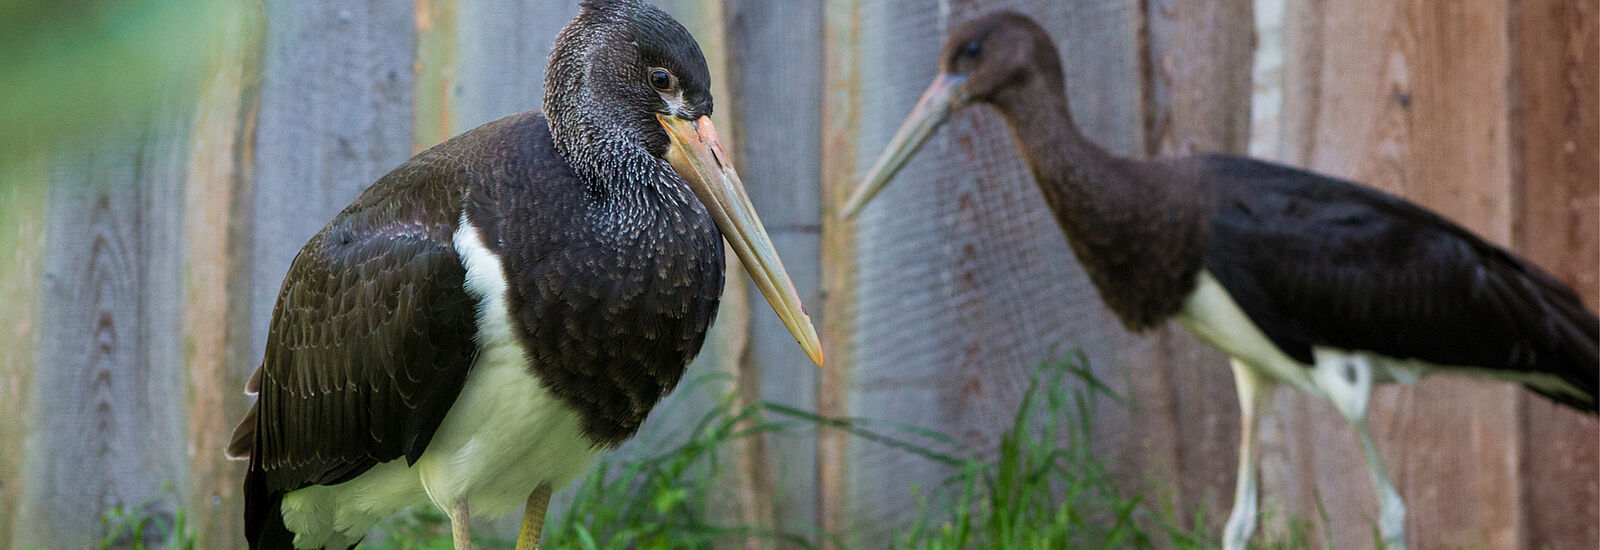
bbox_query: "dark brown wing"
[236,156,480,546]
[1200,155,1597,412]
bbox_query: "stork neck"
[989,77,1209,330]
[545,104,665,186]
[989,82,1125,240]
[541,24,673,191]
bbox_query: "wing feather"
[235,157,481,545]
[1200,155,1597,412]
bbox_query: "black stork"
[840,12,1597,550]
[225,1,823,548]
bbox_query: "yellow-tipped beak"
[840,72,967,219]
[659,114,824,367]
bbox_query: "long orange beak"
[840,72,967,219]
[658,114,824,367]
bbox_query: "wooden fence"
[0,0,1593,548]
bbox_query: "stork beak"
[840,72,967,219]
[659,114,824,367]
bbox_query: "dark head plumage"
[939,12,1064,107]
[545,0,714,168]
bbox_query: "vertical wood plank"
[453,0,573,128]
[14,107,194,549]
[0,160,49,549]
[1143,0,1254,154]
[180,3,262,547]
[1508,0,1599,548]
[414,0,459,152]
[1139,0,1255,533]
[721,0,827,541]
[817,0,863,543]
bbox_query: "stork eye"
[648,67,676,92]
[961,40,982,57]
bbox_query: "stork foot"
[1376,485,1406,550]
[1222,493,1257,550]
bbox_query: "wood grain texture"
[817,0,863,543]
[180,5,261,547]
[826,0,1150,546]
[14,107,193,549]
[1252,1,1593,547]
[453,0,573,128]
[0,160,49,549]
[1508,0,1599,547]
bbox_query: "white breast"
[1176,270,1323,394]
[277,218,600,549]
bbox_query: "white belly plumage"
[277,219,601,549]
[1176,268,1581,408]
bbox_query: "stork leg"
[1353,418,1406,549]
[1312,350,1405,550]
[449,500,473,550]
[514,483,554,550]
[1223,359,1276,550]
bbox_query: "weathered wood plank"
[817,0,864,544]
[418,0,577,143]
[454,0,574,129]
[1508,0,1599,548]
[721,0,827,540]
[414,0,459,152]
[14,107,193,549]
[0,160,50,549]
[180,5,262,547]
[1142,0,1254,155]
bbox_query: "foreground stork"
[840,12,1596,550]
[226,1,822,548]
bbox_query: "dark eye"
[961,39,982,58]
[649,67,675,92]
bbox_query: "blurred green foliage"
[0,0,250,169]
